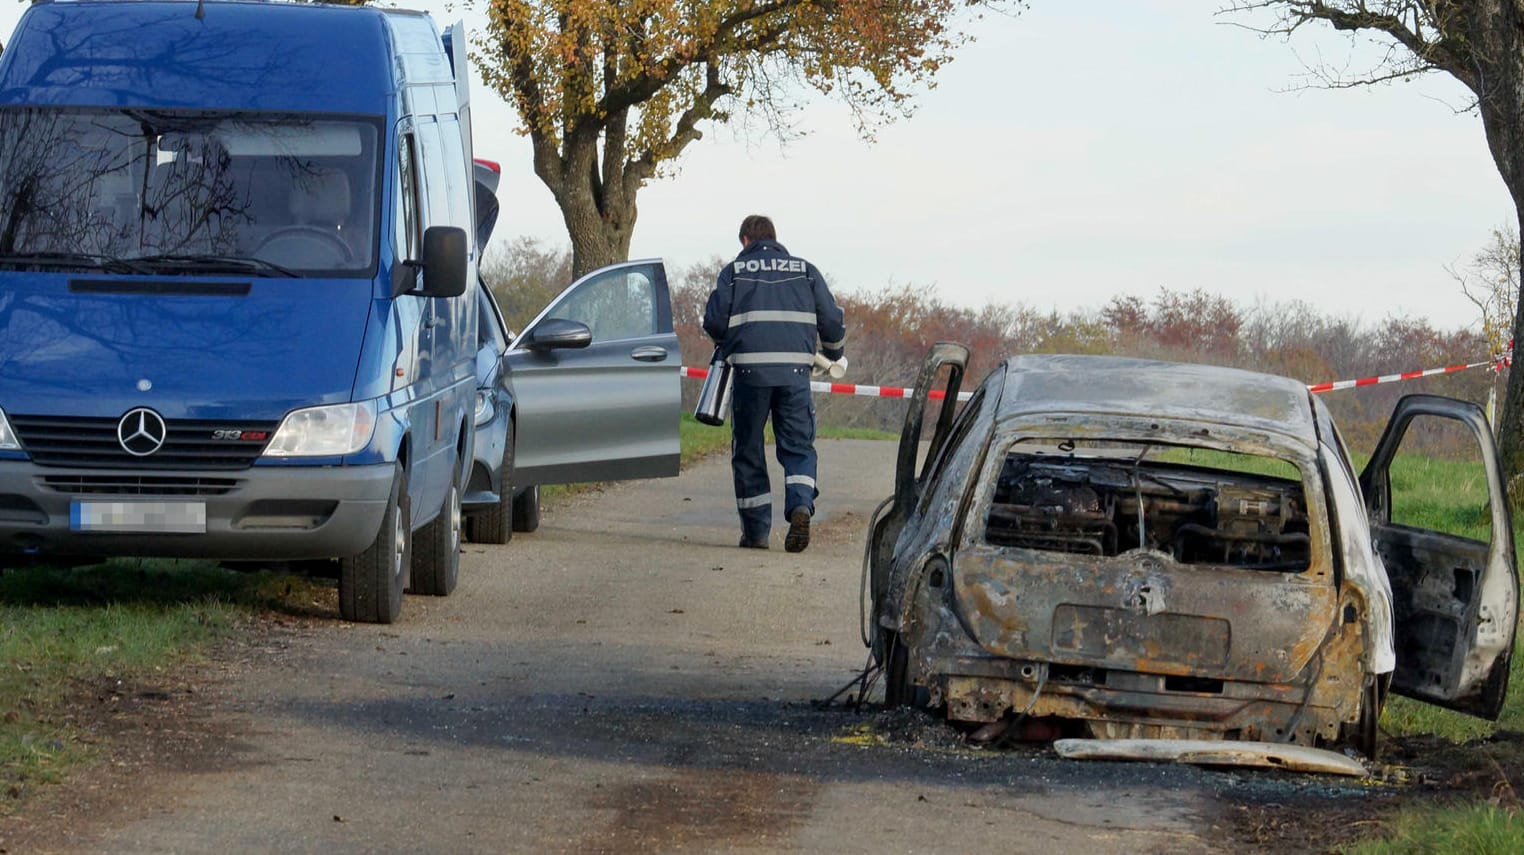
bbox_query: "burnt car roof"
[997,354,1316,443]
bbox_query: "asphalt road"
[14,438,1360,854]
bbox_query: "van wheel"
[512,484,540,533]
[340,465,409,623]
[465,442,514,545]
[411,463,462,596]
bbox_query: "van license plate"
[70,501,206,533]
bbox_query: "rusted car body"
[869,346,1518,756]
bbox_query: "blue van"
[0,1,492,623]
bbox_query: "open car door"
[868,342,969,660]
[504,259,680,486]
[1358,394,1518,719]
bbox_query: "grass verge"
[1333,450,1524,851]
[0,559,329,811]
[1343,802,1524,855]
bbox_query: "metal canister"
[693,348,733,426]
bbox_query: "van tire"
[340,465,409,624]
[512,485,540,533]
[465,441,514,545]
[411,463,462,596]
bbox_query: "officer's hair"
[738,215,776,243]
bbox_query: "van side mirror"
[418,226,468,298]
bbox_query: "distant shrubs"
[486,237,1502,458]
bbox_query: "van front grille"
[41,475,240,496]
[10,415,277,471]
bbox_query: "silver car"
[870,345,1518,758]
[464,260,682,542]
[461,161,681,542]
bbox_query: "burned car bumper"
[897,545,1373,744]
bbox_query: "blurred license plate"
[70,501,206,533]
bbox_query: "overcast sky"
[2,1,1511,334]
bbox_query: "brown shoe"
[739,536,769,550]
[784,508,811,553]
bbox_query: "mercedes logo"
[117,408,168,457]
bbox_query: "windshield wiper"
[0,251,154,274]
[131,254,300,278]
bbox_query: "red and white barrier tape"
[682,348,1512,401]
[1305,359,1500,394]
[680,365,972,401]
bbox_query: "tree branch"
[1221,1,1477,92]
[595,0,815,117]
[624,62,732,192]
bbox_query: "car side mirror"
[417,226,469,298]
[524,318,592,351]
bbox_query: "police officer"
[703,215,846,552]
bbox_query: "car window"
[415,120,450,231]
[551,266,657,342]
[477,285,507,352]
[914,366,999,517]
[1381,414,1493,544]
[983,438,1313,572]
[393,130,421,264]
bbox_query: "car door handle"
[631,346,668,362]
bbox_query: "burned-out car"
[869,345,1517,757]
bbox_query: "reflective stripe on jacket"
[702,239,846,386]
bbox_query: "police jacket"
[703,239,846,386]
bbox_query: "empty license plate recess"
[70,501,206,533]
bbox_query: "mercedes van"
[0,1,487,623]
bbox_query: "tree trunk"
[1472,3,1524,489]
[551,131,636,280]
[1496,196,1524,490]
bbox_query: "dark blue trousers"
[730,381,817,542]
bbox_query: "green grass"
[1364,451,1524,743]
[1344,450,1524,852]
[0,559,329,809]
[678,411,896,461]
[1383,453,1495,541]
[1342,803,1524,855]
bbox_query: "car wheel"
[512,484,540,533]
[883,631,914,708]
[465,440,514,545]
[1348,675,1386,760]
[340,464,410,623]
[411,463,462,596]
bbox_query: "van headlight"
[265,401,376,457]
[474,389,494,427]
[0,407,19,451]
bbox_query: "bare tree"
[1224,1,1524,483]
[1455,225,1518,366]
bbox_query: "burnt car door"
[868,343,972,680]
[1358,394,1518,718]
[503,259,680,486]
[872,342,972,577]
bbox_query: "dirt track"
[2,439,1406,854]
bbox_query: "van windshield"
[0,107,381,276]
